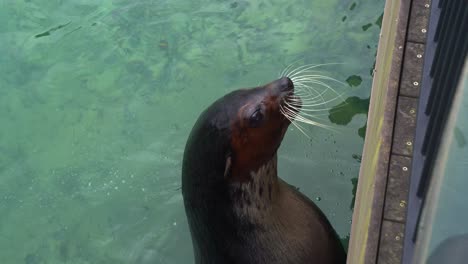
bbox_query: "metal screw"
[403,166,408,171]
[395,236,401,241]
[413,81,419,86]
[400,201,407,207]
[422,28,427,33]
[410,109,416,114]
[417,54,423,58]
[425,4,430,8]
[406,141,412,146]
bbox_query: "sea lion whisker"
[294,80,335,95]
[288,95,350,114]
[293,78,346,91]
[281,105,303,120]
[284,106,329,122]
[281,60,300,77]
[298,105,346,115]
[294,115,337,131]
[293,90,327,103]
[279,104,298,122]
[285,63,317,78]
[280,106,312,138]
[294,85,325,98]
[292,98,326,109]
[286,63,330,79]
[296,90,325,102]
[295,79,341,95]
[289,71,326,81]
[289,103,327,111]
[287,63,345,78]
[290,120,311,138]
[296,90,328,104]
[295,82,329,93]
[295,85,344,107]
[295,80,342,98]
[288,97,324,105]
[300,111,334,117]
[285,101,333,113]
[282,105,332,129]
[289,88,340,107]
[296,74,346,84]
[293,114,335,131]
[289,94,345,108]
[280,58,307,77]
[285,105,332,120]
[287,63,327,78]
[294,84,329,104]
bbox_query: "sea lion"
[182,77,346,264]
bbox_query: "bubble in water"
[315,197,322,201]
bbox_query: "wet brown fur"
[182,77,346,264]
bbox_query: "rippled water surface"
[0,0,384,263]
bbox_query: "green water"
[0,0,384,263]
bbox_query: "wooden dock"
[347,0,432,263]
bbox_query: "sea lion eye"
[249,109,264,127]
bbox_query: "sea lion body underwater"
[182,77,346,264]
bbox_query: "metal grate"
[419,0,468,197]
[403,0,468,262]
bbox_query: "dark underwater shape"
[328,96,369,125]
[375,13,384,29]
[454,126,466,148]
[350,177,358,210]
[34,21,71,38]
[362,23,373,31]
[345,75,363,87]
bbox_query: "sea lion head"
[182,77,299,202]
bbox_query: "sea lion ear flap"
[224,155,232,179]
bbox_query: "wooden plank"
[400,43,426,97]
[407,0,431,43]
[378,220,405,264]
[392,96,418,156]
[384,155,412,222]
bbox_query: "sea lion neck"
[228,154,280,223]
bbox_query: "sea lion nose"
[278,77,294,92]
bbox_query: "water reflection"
[427,234,468,264]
